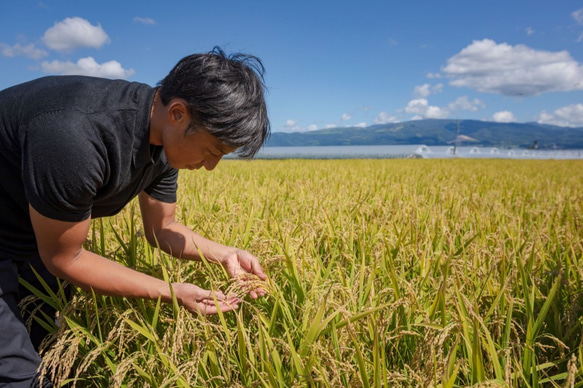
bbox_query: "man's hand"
[172,283,240,315]
[219,249,268,299]
[138,193,268,301]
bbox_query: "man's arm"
[29,205,239,314]
[138,192,267,299]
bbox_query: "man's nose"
[203,155,223,171]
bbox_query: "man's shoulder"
[4,75,151,100]
[5,76,154,118]
[2,75,129,94]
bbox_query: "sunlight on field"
[35,159,583,387]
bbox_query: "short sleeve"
[22,111,105,222]
[144,167,178,203]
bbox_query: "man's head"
[158,47,270,159]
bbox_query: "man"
[0,47,270,387]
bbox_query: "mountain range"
[265,119,583,149]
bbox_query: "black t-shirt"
[0,76,178,259]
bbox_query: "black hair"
[158,47,270,158]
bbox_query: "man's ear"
[168,100,190,125]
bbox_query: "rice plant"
[27,159,583,387]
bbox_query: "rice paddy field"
[31,159,583,387]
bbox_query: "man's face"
[163,126,237,171]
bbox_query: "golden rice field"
[31,159,582,387]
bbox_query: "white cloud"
[405,99,428,115]
[448,96,485,112]
[413,83,443,98]
[278,119,302,132]
[354,122,367,128]
[325,124,337,129]
[536,104,583,127]
[413,84,431,98]
[41,57,135,78]
[307,124,318,131]
[341,113,351,121]
[526,27,535,36]
[426,106,448,119]
[0,42,47,59]
[403,96,484,120]
[373,112,399,124]
[42,17,110,52]
[427,72,442,79]
[442,39,583,96]
[405,98,448,119]
[573,8,583,24]
[492,111,516,123]
[133,17,157,25]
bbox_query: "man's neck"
[149,90,164,146]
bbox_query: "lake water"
[230,145,583,160]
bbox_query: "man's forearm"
[149,221,236,263]
[48,248,173,302]
[45,248,241,315]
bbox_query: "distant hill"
[266,119,583,149]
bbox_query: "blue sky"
[1,1,583,131]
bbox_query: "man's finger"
[249,259,267,280]
[255,287,266,296]
[202,296,240,305]
[198,301,239,315]
[210,290,226,300]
